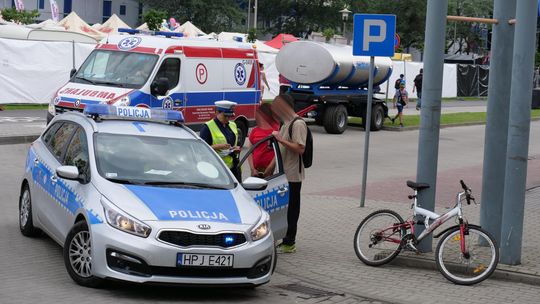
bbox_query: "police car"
[19,105,289,287]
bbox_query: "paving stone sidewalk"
[275,188,540,304]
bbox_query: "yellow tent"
[57,12,105,41]
[100,14,130,34]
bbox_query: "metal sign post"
[353,14,396,207]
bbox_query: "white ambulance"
[47,30,262,146]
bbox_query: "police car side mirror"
[242,177,268,191]
[70,68,77,78]
[151,77,170,96]
[56,165,80,181]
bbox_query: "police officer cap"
[215,100,237,116]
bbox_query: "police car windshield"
[73,50,158,89]
[94,133,234,189]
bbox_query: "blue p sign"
[353,14,396,57]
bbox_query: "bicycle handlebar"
[460,180,475,205]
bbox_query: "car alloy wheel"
[68,230,93,278]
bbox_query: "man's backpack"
[288,117,313,170]
[394,78,402,89]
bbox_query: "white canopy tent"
[174,21,205,37]
[99,14,131,34]
[27,19,65,31]
[136,22,171,32]
[91,23,102,29]
[57,12,105,41]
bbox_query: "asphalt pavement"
[2,119,540,303]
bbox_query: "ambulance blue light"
[155,31,184,38]
[224,236,235,245]
[118,28,140,34]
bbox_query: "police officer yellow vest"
[206,119,238,168]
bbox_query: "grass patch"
[1,104,48,110]
[349,109,540,128]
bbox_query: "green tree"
[143,9,167,31]
[446,0,493,55]
[1,8,40,24]
[140,0,244,33]
[247,27,257,43]
[322,28,335,42]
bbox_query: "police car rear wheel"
[19,184,40,237]
[63,221,103,288]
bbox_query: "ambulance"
[47,30,262,146]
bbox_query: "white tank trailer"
[276,41,393,87]
[276,41,393,134]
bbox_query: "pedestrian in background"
[248,103,279,177]
[413,68,423,110]
[259,63,271,101]
[394,74,405,94]
[270,94,307,254]
[391,81,408,127]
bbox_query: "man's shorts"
[397,104,404,113]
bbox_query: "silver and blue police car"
[19,105,289,287]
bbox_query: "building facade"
[0,0,142,27]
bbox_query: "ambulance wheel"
[19,183,40,237]
[235,119,248,147]
[323,104,348,134]
[64,221,103,288]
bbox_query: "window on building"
[103,0,112,23]
[38,0,45,10]
[120,5,126,16]
[64,0,72,15]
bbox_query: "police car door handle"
[277,187,288,196]
[50,175,57,183]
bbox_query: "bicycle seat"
[406,180,430,190]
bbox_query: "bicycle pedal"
[404,242,419,252]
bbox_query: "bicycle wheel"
[354,209,406,266]
[436,226,499,285]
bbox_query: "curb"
[382,116,540,132]
[0,134,40,145]
[391,255,540,286]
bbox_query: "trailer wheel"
[323,104,348,134]
[370,104,385,131]
[235,119,248,148]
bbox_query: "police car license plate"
[177,253,234,267]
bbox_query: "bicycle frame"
[377,190,468,250]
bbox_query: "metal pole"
[385,76,390,103]
[360,56,375,207]
[480,0,516,246]
[254,0,258,30]
[415,0,448,252]
[247,0,251,32]
[500,0,538,265]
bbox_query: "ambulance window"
[47,122,77,161]
[155,58,180,89]
[64,128,90,182]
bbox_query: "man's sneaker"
[391,118,395,124]
[276,244,296,254]
[400,123,404,128]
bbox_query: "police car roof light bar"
[118,28,141,34]
[83,104,184,123]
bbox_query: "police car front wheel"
[19,183,40,237]
[63,221,103,288]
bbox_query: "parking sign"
[353,14,396,57]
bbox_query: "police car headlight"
[102,198,151,238]
[250,215,270,241]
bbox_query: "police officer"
[199,101,242,180]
